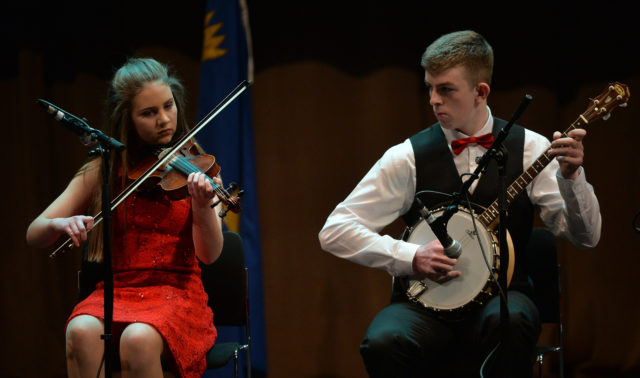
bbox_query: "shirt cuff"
[556,166,588,195]
[391,243,420,276]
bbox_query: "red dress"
[67,189,217,377]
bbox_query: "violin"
[48,80,252,259]
[48,141,242,259]
[127,140,242,213]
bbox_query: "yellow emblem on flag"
[225,211,240,233]
[202,11,228,62]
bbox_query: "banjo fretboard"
[477,82,630,230]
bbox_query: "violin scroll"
[212,182,243,218]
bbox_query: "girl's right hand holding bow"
[49,215,95,247]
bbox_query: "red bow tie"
[451,133,494,155]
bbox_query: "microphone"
[36,99,125,150]
[37,99,95,145]
[415,197,462,258]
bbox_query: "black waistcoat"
[402,118,535,286]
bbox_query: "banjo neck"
[477,82,630,231]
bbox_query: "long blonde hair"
[86,58,191,262]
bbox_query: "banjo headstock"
[580,82,630,123]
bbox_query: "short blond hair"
[421,30,493,86]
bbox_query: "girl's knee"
[119,323,164,367]
[65,315,103,359]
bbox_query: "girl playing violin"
[26,58,223,378]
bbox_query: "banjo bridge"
[406,280,427,301]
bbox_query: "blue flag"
[196,1,266,376]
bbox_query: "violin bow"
[49,80,251,259]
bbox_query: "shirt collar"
[441,106,494,144]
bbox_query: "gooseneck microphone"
[36,99,125,151]
[414,197,462,258]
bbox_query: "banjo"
[402,82,630,314]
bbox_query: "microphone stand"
[438,94,532,377]
[94,145,115,378]
[38,100,123,378]
[493,139,510,377]
[79,129,121,378]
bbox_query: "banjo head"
[402,206,512,313]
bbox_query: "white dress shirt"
[318,109,602,277]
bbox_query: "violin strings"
[169,156,233,202]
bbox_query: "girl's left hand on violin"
[187,172,222,208]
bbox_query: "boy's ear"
[476,82,490,100]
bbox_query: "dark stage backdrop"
[2,1,639,377]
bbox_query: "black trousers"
[360,291,540,378]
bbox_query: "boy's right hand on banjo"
[412,239,461,282]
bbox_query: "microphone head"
[52,109,65,121]
[444,239,462,259]
[36,99,63,118]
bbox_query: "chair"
[525,227,564,378]
[201,230,251,378]
[76,231,251,377]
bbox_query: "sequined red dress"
[67,189,217,377]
